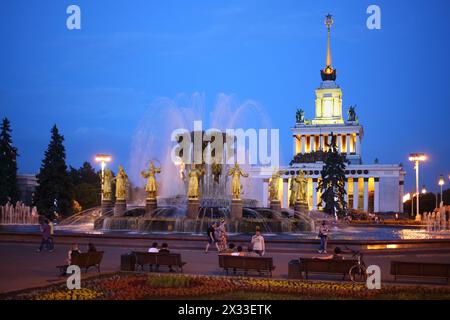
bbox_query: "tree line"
[0,118,101,218]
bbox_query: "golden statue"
[115,165,129,201]
[268,170,283,201]
[101,169,114,201]
[141,161,161,200]
[227,163,249,200]
[289,177,298,207]
[187,164,202,199]
[294,171,308,203]
[212,161,222,184]
[179,161,186,181]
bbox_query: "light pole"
[95,154,112,201]
[409,153,426,217]
[438,175,445,207]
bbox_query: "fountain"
[83,94,315,234]
[0,201,39,225]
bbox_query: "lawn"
[2,272,450,300]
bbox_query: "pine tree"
[317,134,348,218]
[34,125,74,217]
[0,118,20,205]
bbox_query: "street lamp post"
[409,153,426,217]
[438,175,445,207]
[95,154,112,202]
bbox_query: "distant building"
[248,15,405,213]
[17,174,38,205]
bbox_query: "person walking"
[251,227,265,256]
[318,220,330,254]
[205,222,219,253]
[47,218,55,250]
[217,219,228,251]
[37,219,53,252]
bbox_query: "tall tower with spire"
[312,14,344,125]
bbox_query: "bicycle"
[344,246,367,283]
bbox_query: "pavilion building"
[248,15,405,213]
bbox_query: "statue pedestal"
[269,200,282,212]
[101,199,114,215]
[114,199,127,217]
[145,198,157,216]
[187,199,199,219]
[294,201,309,218]
[231,199,243,220]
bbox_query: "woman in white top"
[251,228,265,256]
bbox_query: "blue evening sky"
[0,0,449,192]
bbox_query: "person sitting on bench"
[231,246,245,256]
[67,243,81,265]
[157,243,175,272]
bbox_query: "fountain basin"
[95,216,312,234]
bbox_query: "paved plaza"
[1,234,450,294]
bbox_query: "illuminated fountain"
[0,201,39,225]
[86,94,314,234]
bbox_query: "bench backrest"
[133,252,182,266]
[219,255,274,270]
[71,251,104,268]
[391,261,450,277]
[300,258,356,273]
[133,251,158,265]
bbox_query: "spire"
[321,14,336,81]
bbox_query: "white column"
[301,135,306,154]
[312,179,318,210]
[353,179,359,210]
[319,135,324,150]
[337,134,342,153]
[346,134,351,154]
[293,136,298,155]
[283,179,289,208]
[399,180,404,213]
[363,178,369,212]
[262,180,269,208]
[311,135,316,152]
[374,178,380,213]
[356,134,361,155]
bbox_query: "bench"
[56,251,104,275]
[218,255,275,277]
[299,258,357,280]
[133,252,186,273]
[391,261,450,284]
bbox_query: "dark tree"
[70,162,101,210]
[317,134,348,217]
[0,118,20,205]
[34,125,73,217]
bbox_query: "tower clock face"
[323,99,333,117]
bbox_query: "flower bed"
[3,273,450,300]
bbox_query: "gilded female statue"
[115,165,129,201]
[102,169,114,201]
[141,161,161,200]
[294,171,308,203]
[227,163,249,200]
[289,177,298,207]
[187,164,201,199]
[268,170,283,201]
